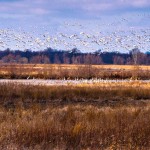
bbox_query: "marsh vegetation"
[0,82,150,149]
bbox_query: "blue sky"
[0,0,150,52]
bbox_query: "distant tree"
[54,54,61,64]
[72,55,83,64]
[18,57,28,64]
[113,56,125,65]
[30,56,42,63]
[70,48,81,54]
[130,48,141,65]
[63,53,70,64]
[2,54,16,63]
[42,55,50,64]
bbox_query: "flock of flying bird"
[0,18,150,53]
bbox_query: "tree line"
[0,48,150,65]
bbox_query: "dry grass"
[1,104,150,149]
[1,63,150,79]
[1,82,150,149]
[1,82,150,108]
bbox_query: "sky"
[0,0,150,53]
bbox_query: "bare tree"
[130,48,141,80]
[130,48,140,65]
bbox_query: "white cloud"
[0,13,30,19]
[0,0,149,19]
[29,8,50,15]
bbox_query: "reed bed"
[0,82,150,108]
[0,105,150,149]
[0,82,150,149]
[1,64,150,79]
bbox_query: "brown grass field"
[1,64,150,149]
[0,82,150,149]
[1,63,150,79]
